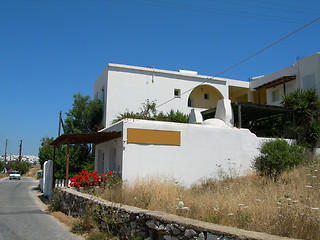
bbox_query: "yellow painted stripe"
[127,128,180,146]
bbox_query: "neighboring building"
[250,52,320,106]
[0,155,39,164]
[94,63,249,128]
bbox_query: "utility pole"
[4,139,7,165]
[19,140,22,161]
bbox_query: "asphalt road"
[0,177,81,240]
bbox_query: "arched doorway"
[188,84,223,109]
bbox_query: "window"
[174,89,181,98]
[272,90,280,102]
[188,97,193,107]
[102,152,105,172]
[303,74,315,89]
[101,87,105,103]
[204,93,209,100]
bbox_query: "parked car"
[9,171,21,180]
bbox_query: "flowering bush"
[70,170,101,188]
[69,170,119,189]
[100,171,121,189]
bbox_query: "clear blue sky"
[0,0,319,156]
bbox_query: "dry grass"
[24,164,41,179]
[51,211,76,230]
[100,161,320,239]
[0,173,7,179]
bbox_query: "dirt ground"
[51,211,75,230]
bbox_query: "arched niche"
[188,84,223,109]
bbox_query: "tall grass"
[0,173,7,179]
[100,161,320,239]
[24,164,41,178]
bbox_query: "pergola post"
[52,147,56,189]
[238,104,242,128]
[65,143,70,187]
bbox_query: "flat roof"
[50,131,122,146]
[107,63,246,85]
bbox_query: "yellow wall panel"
[127,128,180,146]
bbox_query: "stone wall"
[56,188,294,240]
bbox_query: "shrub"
[112,99,189,124]
[252,139,305,181]
[69,170,101,188]
[69,170,120,189]
[6,160,31,175]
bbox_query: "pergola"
[50,131,122,187]
[253,75,296,104]
[253,75,296,91]
[202,102,293,135]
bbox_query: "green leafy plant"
[71,212,95,234]
[252,139,305,181]
[38,93,103,178]
[112,99,189,124]
[6,160,31,175]
[281,88,320,149]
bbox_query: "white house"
[92,53,319,186]
[250,52,320,106]
[94,63,249,128]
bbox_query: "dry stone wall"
[56,188,294,240]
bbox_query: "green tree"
[38,93,103,178]
[252,139,305,181]
[64,93,103,134]
[281,88,320,149]
[6,161,31,175]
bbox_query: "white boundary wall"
[96,119,270,187]
[43,160,53,196]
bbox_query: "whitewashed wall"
[297,52,320,91]
[95,122,123,175]
[96,119,270,187]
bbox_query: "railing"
[55,179,68,188]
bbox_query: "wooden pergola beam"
[50,131,122,187]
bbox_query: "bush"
[112,99,189,124]
[252,139,304,181]
[6,161,31,175]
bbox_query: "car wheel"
[19,178,21,180]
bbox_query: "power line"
[106,0,307,24]
[229,0,320,14]
[156,15,320,109]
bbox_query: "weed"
[71,209,95,234]
[48,188,62,212]
[93,205,122,236]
